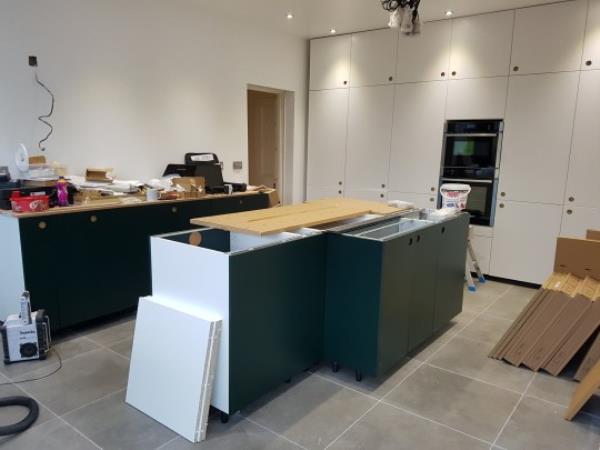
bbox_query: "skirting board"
[126,296,222,442]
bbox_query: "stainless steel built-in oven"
[440,120,503,227]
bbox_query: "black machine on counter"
[440,120,503,226]
[163,153,246,194]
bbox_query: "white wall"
[0,0,309,202]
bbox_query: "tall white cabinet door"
[446,77,508,120]
[566,70,600,209]
[396,20,451,83]
[449,11,514,79]
[310,36,352,91]
[389,81,446,194]
[306,90,348,190]
[350,29,398,87]
[499,72,579,205]
[345,86,394,191]
[511,1,587,75]
[387,191,437,209]
[306,186,344,201]
[582,0,600,70]
[560,207,600,238]
[490,201,562,284]
[344,189,387,202]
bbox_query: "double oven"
[440,120,503,227]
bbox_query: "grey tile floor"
[1,281,599,449]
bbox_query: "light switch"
[233,161,243,170]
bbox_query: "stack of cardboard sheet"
[489,230,600,379]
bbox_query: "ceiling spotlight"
[330,28,337,34]
[445,10,454,16]
[286,12,294,19]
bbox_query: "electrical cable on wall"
[29,56,55,152]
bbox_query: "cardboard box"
[85,168,113,182]
[172,177,206,199]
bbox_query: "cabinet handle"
[586,60,592,67]
[381,184,386,188]
[416,235,421,243]
[409,238,413,246]
[430,187,436,192]
[430,197,435,202]
[513,66,520,72]
[441,71,446,77]
[38,221,47,230]
[567,209,573,215]
[343,80,348,85]
[499,203,505,208]
[380,194,385,199]
[568,196,575,202]
[388,76,393,82]
[338,190,342,195]
[90,215,98,223]
[171,207,178,213]
[338,181,343,186]
[441,226,446,234]
[500,192,506,197]
[451,71,457,76]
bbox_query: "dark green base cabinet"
[12,194,268,331]
[151,228,326,415]
[323,213,469,378]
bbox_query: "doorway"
[247,88,283,199]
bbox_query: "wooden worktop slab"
[191,197,403,235]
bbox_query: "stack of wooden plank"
[489,232,600,379]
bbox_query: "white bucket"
[440,183,471,210]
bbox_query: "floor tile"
[428,336,534,393]
[386,364,520,442]
[0,383,55,430]
[244,374,376,450]
[0,336,99,380]
[485,286,537,321]
[526,372,600,417]
[63,389,176,450]
[408,324,458,362]
[85,319,135,347]
[108,336,133,359]
[0,418,98,449]
[462,281,510,313]
[329,402,489,450]
[459,313,512,346]
[314,358,421,400]
[496,396,600,450]
[161,415,301,450]
[19,348,129,415]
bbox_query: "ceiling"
[199,0,568,38]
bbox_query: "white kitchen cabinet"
[306,185,344,201]
[470,235,492,275]
[306,90,348,194]
[350,29,398,87]
[449,11,514,79]
[344,189,387,203]
[565,70,600,209]
[582,0,600,70]
[500,72,579,205]
[345,86,394,191]
[387,191,437,209]
[490,201,562,284]
[310,35,352,90]
[560,207,600,238]
[511,0,587,75]
[446,77,508,120]
[396,19,451,83]
[389,81,446,194]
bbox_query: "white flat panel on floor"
[389,81,446,194]
[350,29,398,87]
[446,77,508,120]
[565,70,600,209]
[511,0,587,75]
[470,235,492,275]
[449,11,514,79]
[127,296,221,443]
[0,216,25,321]
[150,236,230,412]
[307,90,348,190]
[310,36,352,90]
[387,191,437,210]
[560,207,600,238]
[306,185,343,201]
[396,20,451,83]
[345,86,394,190]
[500,72,579,205]
[490,201,562,284]
[582,0,600,69]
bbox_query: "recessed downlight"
[330,28,337,34]
[445,10,454,16]
[286,12,294,20]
